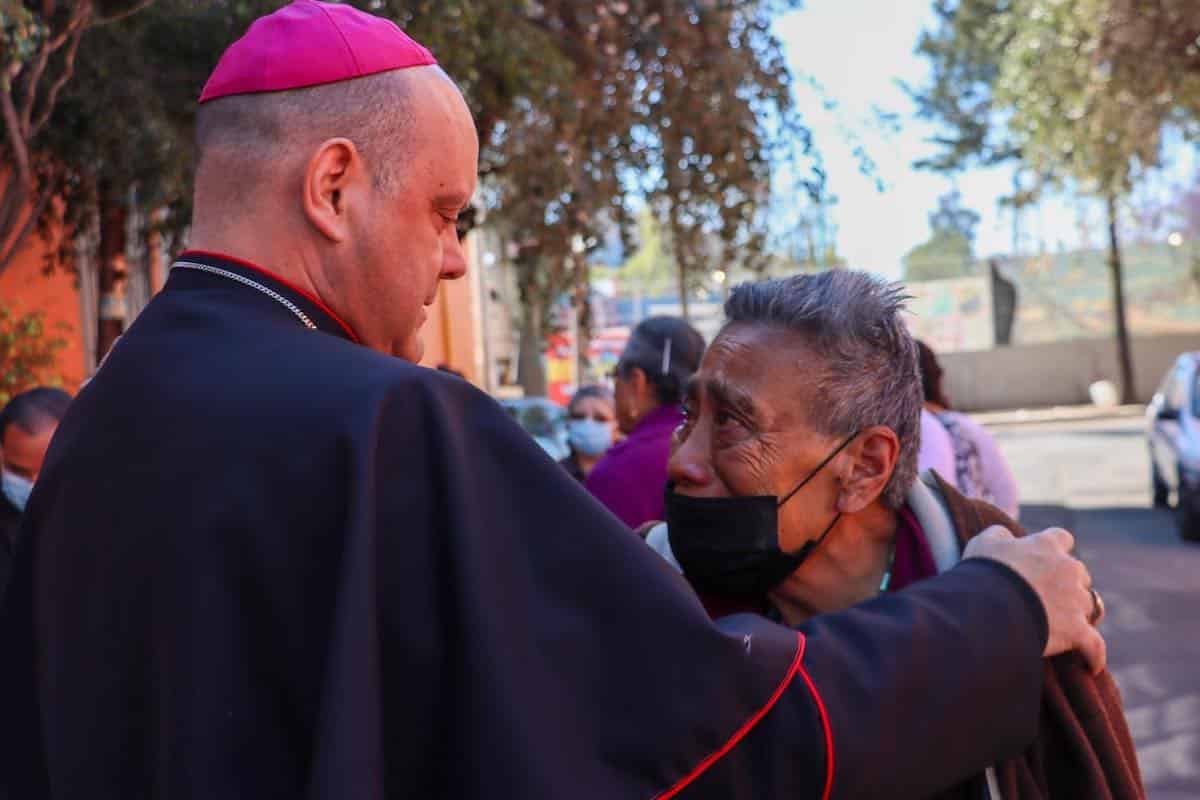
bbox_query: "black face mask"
[665,432,859,598]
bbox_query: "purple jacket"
[585,404,683,529]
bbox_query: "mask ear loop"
[790,511,843,561]
[776,430,860,561]
[777,430,860,508]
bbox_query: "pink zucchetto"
[199,0,437,104]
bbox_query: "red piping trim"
[178,250,360,343]
[653,632,808,800]
[797,646,835,800]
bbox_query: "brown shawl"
[930,472,1145,800]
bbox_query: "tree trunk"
[671,216,690,321]
[1105,193,1136,405]
[517,292,548,397]
[96,186,127,361]
[572,252,591,385]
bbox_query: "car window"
[1164,369,1186,410]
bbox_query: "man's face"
[667,323,847,554]
[350,73,479,362]
[2,421,56,483]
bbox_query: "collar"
[906,471,962,573]
[172,250,360,343]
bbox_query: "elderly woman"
[647,271,1143,800]
[586,316,705,529]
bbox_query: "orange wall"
[419,236,480,384]
[0,232,86,392]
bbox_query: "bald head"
[195,66,436,207]
[188,63,478,363]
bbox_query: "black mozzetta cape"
[0,252,1049,799]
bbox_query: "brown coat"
[931,472,1145,800]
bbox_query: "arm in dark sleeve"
[793,557,1047,799]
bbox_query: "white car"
[1147,352,1200,541]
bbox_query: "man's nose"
[667,427,713,490]
[442,236,468,281]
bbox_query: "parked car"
[1147,352,1200,541]
[499,397,570,462]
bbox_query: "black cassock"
[1,252,1047,799]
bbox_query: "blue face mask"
[567,419,614,457]
[1,471,33,512]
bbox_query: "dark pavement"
[989,416,1200,799]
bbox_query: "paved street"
[987,416,1200,799]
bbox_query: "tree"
[0,0,156,277]
[23,1,814,394]
[0,303,65,404]
[903,229,974,282]
[908,0,1197,403]
[903,190,979,282]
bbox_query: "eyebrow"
[690,376,760,421]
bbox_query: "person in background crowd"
[586,316,705,529]
[919,404,957,481]
[647,271,1140,799]
[0,387,71,596]
[560,385,616,482]
[918,339,1021,519]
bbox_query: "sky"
[775,0,1062,280]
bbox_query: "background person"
[918,339,1021,519]
[648,271,1140,799]
[560,385,616,482]
[0,387,71,596]
[586,316,704,529]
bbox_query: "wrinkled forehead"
[693,322,826,415]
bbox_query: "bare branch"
[17,47,52,137]
[30,19,83,137]
[90,0,157,28]
[0,183,53,278]
[0,85,33,189]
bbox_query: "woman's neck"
[770,506,899,627]
[575,452,602,478]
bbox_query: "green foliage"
[0,304,65,405]
[903,190,980,282]
[616,211,676,298]
[903,229,975,282]
[909,0,1198,194]
[0,2,47,78]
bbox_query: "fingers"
[1029,526,1075,553]
[1076,623,1108,676]
[977,524,1015,544]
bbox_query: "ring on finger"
[1088,587,1105,626]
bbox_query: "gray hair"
[723,270,921,509]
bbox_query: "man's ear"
[301,138,365,243]
[836,426,899,513]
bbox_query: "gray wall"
[940,333,1200,411]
